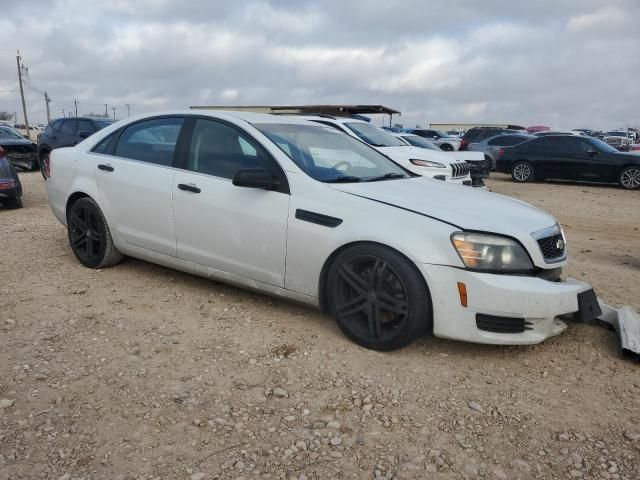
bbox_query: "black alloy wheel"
[67,197,122,268]
[327,243,431,351]
[511,161,534,183]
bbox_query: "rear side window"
[47,120,63,133]
[115,117,184,166]
[92,132,119,155]
[60,120,77,135]
[77,120,94,135]
[489,135,528,146]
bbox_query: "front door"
[172,118,290,287]
[94,116,185,257]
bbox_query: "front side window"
[257,123,408,183]
[60,120,77,135]
[343,122,406,147]
[115,117,183,166]
[187,119,270,179]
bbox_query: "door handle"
[98,164,114,172]
[178,183,201,193]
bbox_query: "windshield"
[589,138,619,153]
[0,127,23,140]
[343,122,407,147]
[401,135,440,151]
[256,123,409,183]
[606,131,626,137]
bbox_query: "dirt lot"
[1,172,639,480]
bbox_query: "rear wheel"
[67,197,123,268]
[326,243,431,351]
[440,144,454,152]
[618,166,640,190]
[3,196,23,209]
[511,161,534,183]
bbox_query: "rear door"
[94,116,185,256]
[172,117,290,287]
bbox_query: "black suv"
[460,126,525,151]
[37,117,114,178]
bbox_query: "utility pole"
[62,108,66,117]
[44,91,51,123]
[125,104,131,116]
[16,51,30,139]
[74,99,78,117]
[112,106,116,119]
[104,104,108,118]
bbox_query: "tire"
[511,161,534,183]
[326,243,432,351]
[440,144,454,152]
[39,150,50,180]
[618,166,640,190]
[28,156,39,171]
[67,197,123,268]
[3,196,23,209]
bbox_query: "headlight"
[410,159,446,168]
[451,232,533,272]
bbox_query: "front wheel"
[440,144,454,152]
[511,161,534,183]
[67,197,123,268]
[326,243,432,351]
[618,166,640,190]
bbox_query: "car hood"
[377,146,458,165]
[329,176,557,236]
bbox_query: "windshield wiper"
[366,173,406,182]
[323,176,363,183]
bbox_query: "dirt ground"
[1,172,639,480]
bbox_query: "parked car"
[496,135,640,189]
[467,134,533,169]
[459,127,525,151]
[38,117,114,179]
[0,124,39,170]
[301,116,472,184]
[603,131,631,151]
[393,133,490,187]
[0,146,23,209]
[46,110,599,350]
[406,129,460,151]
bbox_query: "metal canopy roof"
[189,104,401,116]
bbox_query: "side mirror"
[432,136,438,140]
[233,168,280,190]
[78,131,91,139]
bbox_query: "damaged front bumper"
[595,301,640,360]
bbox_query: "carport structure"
[189,104,401,126]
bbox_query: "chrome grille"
[451,162,470,178]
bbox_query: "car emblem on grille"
[556,238,565,250]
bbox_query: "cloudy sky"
[0,0,638,129]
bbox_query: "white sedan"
[46,110,599,351]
